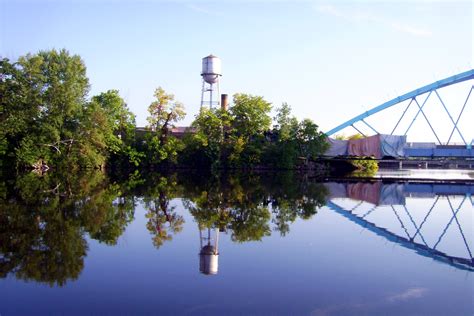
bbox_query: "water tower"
[200,54,222,109]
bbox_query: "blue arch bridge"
[325,181,473,271]
[324,69,474,161]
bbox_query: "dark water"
[0,171,472,315]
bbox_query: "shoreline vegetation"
[1,49,375,177]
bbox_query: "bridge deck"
[378,159,474,170]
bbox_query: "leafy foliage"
[230,93,272,139]
[350,159,379,176]
[2,50,329,172]
[183,96,328,170]
[1,50,145,171]
[147,87,186,133]
[144,87,186,165]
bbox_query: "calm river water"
[0,171,472,315]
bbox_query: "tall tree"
[145,87,186,165]
[86,90,141,167]
[146,87,185,145]
[91,90,136,150]
[274,102,298,141]
[230,93,272,140]
[0,58,33,167]
[1,49,92,169]
[183,107,233,168]
[295,119,329,162]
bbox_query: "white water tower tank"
[201,55,222,84]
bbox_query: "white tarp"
[348,135,381,158]
[325,134,407,158]
[380,134,406,158]
[325,138,348,156]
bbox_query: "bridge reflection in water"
[325,182,473,271]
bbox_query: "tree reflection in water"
[181,172,328,242]
[177,172,328,275]
[0,170,328,284]
[0,171,136,286]
[143,175,185,249]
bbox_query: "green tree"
[295,118,329,162]
[265,104,328,169]
[1,50,145,171]
[89,90,143,168]
[91,90,136,152]
[220,93,272,167]
[145,87,186,164]
[266,103,300,168]
[230,93,272,140]
[147,87,185,144]
[183,108,229,168]
[0,58,35,168]
[0,50,110,170]
[16,49,90,167]
[274,102,298,142]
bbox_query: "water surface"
[0,171,472,315]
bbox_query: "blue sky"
[1,0,473,143]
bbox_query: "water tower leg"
[217,81,220,107]
[200,80,205,109]
[210,84,213,109]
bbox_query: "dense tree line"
[1,50,138,171]
[1,49,328,172]
[141,88,329,170]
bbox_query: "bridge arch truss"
[326,70,474,147]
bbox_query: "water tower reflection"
[198,226,220,275]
